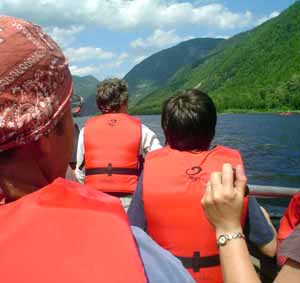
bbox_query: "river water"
[75,113,300,217]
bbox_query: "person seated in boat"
[201,163,300,283]
[75,78,161,208]
[128,89,277,283]
[0,16,194,283]
[277,192,300,265]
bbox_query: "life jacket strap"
[176,252,220,272]
[85,163,139,176]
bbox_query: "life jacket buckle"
[192,251,201,272]
[107,163,113,176]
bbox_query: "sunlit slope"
[133,2,300,114]
[124,38,224,104]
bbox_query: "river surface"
[75,113,300,217]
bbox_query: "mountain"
[124,38,225,104]
[72,75,99,116]
[132,2,300,114]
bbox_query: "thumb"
[235,164,247,196]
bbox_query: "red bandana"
[0,16,73,152]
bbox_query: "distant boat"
[279,112,292,116]
[71,95,84,117]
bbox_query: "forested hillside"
[73,75,99,116]
[132,2,300,114]
[124,38,224,104]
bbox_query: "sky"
[0,0,297,80]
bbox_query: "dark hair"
[161,89,217,151]
[96,78,128,113]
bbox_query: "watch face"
[218,236,227,246]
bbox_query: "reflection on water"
[75,113,300,216]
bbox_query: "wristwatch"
[217,232,245,247]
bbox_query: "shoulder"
[131,226,194,283]
[278,225,300,264]
[84,116,99,127]
[213,145,241,157]
[145,146,170,161]
[46,178,122,209]
[126,114,141,124]
[210,145,243,166]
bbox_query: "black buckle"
[192,251,201,272]
[107,163,112,176]
[176,252,220,272]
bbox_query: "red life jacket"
[278,192,300,240]
[84,113,141,193]
[277,192,300,265]
[143,145,249,283]
[0,178,146,283]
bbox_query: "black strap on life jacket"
[85,163,139,176]
[176,252,220,272]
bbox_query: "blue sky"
[0,0,297,79]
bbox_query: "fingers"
[235,164,247,195]
[210,172,222,188]
[222,163,234,190]
[201,181,212,207]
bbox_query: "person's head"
[0,16,74,201]
[161,89,217,151]
[96,78,129,113]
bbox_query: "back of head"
[0,16,73,200]
[162,89,217,151]
[96,78,128,113]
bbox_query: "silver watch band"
[217,232,246,247]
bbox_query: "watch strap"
[217,232,246,247]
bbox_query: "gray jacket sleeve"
[131,226,195,283]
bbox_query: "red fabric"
[143,145,248,283]
[84,113,141,193]
[277,192,300,265]
[0,16,72,152]
[278,193,300,240]
[0,178,146,283]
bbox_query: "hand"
[201,163,247,236]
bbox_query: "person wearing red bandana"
[0,16,193,283]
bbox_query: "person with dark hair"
[0,16,195,283]
[128,89,277,283]
[75,78,161,208]
[161,89,216,151]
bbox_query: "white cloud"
[133,55,148,65]
[130,29,194,66]
[70,64,125,80]
[65,47,115,63]
[69,52,129,78]
[0,0,254,31]
[99,53,130,70]
[70,65,100,76]
[45,25,84,48]
[257,11,280,26]
[131,29,194,51]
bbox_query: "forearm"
[217,229,260,283]
[258,206,277,257]
[75,128,85,183]
[275,259,300,283]
[75,168,85,183]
